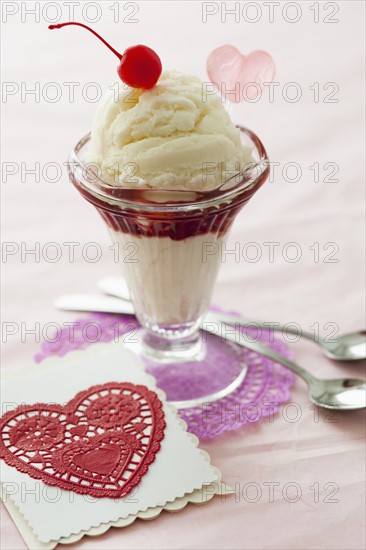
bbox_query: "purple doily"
[35,311,295,439]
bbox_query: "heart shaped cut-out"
[207,45,275,102]
[73,443,120,475]
[0,382,165,499]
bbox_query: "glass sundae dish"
[54,23,270,407]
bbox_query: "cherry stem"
[48,21,122,60]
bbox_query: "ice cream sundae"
[52,22,270,404]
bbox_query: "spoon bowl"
[322,332,366,361]
[309,378,366,410]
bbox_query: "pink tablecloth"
[2,2,365,549]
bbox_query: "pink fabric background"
[1,2,365,548]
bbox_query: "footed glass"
[68,127,269,408]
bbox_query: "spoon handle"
[205,311,317,343]
[54,294,136,315]
[98,277,131,301]
[202,321,317,386]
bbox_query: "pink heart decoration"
[207,45,275,102]
[0,382,165,499]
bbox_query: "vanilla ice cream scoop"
[88,70,253,190]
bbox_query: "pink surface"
[1,2,365,549]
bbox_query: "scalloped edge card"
[1,342,231,548]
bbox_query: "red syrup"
[70,162,269,241]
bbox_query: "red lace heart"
[0,382,165,498]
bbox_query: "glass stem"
[141,330,203,363]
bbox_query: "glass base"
[124,330,248,409]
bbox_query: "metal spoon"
[54,294,366,411]
[97,276,366,362]
[202,322,366,411]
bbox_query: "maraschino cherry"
[49,22,162,89]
